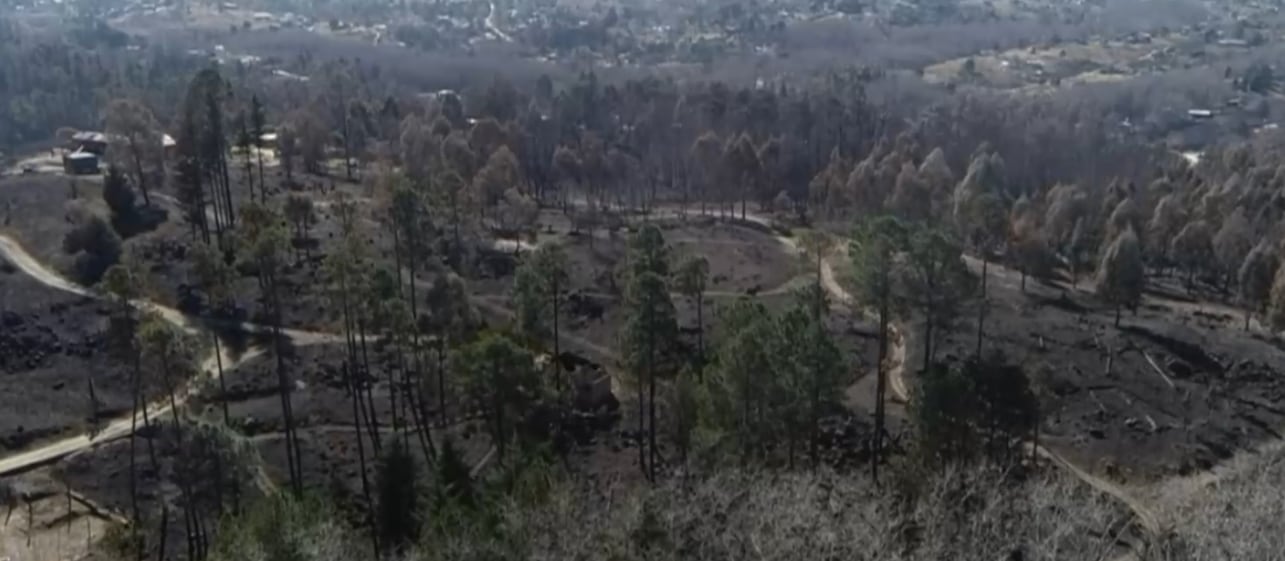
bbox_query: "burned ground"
[919,262,1285,480]
[0,268,132,453]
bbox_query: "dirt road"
[0,234,343,476]
[962,252,1163,539]
[484,2,513,42]
[723,211,1162,545]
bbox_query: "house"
[70,131,108,155]
[63,150,100,175]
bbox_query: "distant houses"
[63,131,107,175]
[58,130,178,176]
[70,131,108,155]
[63,150,99,175]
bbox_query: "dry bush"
[1149,440,1285,560]
[431,467,1125,561]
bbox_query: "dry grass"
[1145,438,1285,560]
[202,454,1285,561]
[0,473,115,561]
[424,467,1126,561]
[204,466,1127,561]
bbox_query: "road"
[960,252,1164,542]
[484,2,513,42]
[703,207,1161,546]
[0,234,342,477]
[0,198,1196,549]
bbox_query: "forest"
[5,1,1285,560]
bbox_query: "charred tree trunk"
[810,252,823,469]
[358,317,382,454]
[213,336,229,425]
[265,268,302,494]
[256,148,266,203]
[977,257,988,356]
[128,351,142,546]
[156,506,169,561]
[873,294,888,484]
[347,359,380,556]
[437,340,448,426]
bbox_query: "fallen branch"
[1140,350,1176,390]
[470,446,497,478]
[68,489,128,525]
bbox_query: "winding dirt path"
[0,234,341,477]
[735,211,1162,546]
[962,253,1164,541]
[484,2,513,42]
[0,198,1164,547]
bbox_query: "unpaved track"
[484,2,513,42]
[963,253,1164,540]
[0,200,1169,546]
[0,234,342,477]
[722,210,1163,544]
[0,234,342,344]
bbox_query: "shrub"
[62,214,122,284]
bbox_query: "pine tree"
[101,262,149,542]
[962,191,1006,352]
[201,70,235,230]
[433,437,475,508]
[1170,220,1212,290]
[175,106,211,243]
[283,195,315,260]
[190,242,232,424]
[674,255,710,363]
[323,200,377,541]
[238,202,302,493]
[1268,262,1285,332]
[451,333,546,462]
[235,110,256,201]
[513,244,568,357]
[710,299,776,463]
[619,225,678,480]
[1213,208,1252,291]
[250,95,268,201]
[1097,228,1145,327]
[104,98,161,207]
[376,441,420,555]
[849,215,907,482]
[900,225,973,373]
[102,164,137,225]
[774,286,843,469]
[1239,241,1278,331]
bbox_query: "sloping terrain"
[927,263,1285,480]
[0,267,133,453]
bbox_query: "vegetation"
[1096,228,1145,327]
[63,212,123,284]
[11,3,1285,560]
